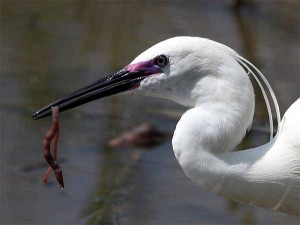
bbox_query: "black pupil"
[156,55,167,66]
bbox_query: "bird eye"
[154,55,168,67]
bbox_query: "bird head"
[33,36,254,120]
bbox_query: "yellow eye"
[155,55,168,67]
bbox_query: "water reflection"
[1,1,299,225]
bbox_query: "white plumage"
[34,36,299,217]
[131,37,300,217]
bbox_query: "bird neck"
[172,105,296,214]
[175,138,282,211]
[172,97,254,192]
[171,57,256,179]
[172,57,255,154]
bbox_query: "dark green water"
[1,1,299,225]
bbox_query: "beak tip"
[32,111,40,120]
[32,113,37,119]
[32,110,50,120]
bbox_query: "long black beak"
[32,69,145,120]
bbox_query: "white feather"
[131,36,300,217]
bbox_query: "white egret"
[33,37,300,217]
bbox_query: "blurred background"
[1,1,299,225]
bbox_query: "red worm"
[42,106,64,188]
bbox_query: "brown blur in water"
[1,1,299,225]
